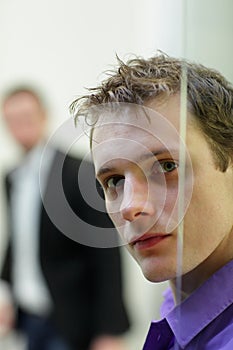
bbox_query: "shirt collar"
[164,259,233,348]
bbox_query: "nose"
[120,177,155,222]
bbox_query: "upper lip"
[129,232,170,245]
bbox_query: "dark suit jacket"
[1,150,130,350]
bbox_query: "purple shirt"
[143,259,233,349]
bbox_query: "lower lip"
[134,236,169,250]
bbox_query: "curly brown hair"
[70,54,233,171]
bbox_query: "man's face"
[3,92,46,150]
[92,95,233,283]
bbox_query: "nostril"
[134,211,148,218]
[135,211,148,217]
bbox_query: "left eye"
[154,160,178,174]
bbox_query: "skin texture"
[92,95,233,301]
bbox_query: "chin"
[143,273,171,283]
[141,265,176,283]
[138,257,177,283]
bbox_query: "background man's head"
[2,86,47,151]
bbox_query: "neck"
[169,246,233,304]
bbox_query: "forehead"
[92,94,183,140]
[4,92,41,113]
[92,96,188,169]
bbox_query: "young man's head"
[2,86,47,151]
[71,54,233,294]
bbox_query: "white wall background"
[0,0,232,349]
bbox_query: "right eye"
[106,176,125,189]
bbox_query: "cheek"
[12,123,38,138]
[105,201,123,228]
[161,186,180,232]
[164,186,179,210]
[183,182,233,252]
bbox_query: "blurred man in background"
[0,86,130,350]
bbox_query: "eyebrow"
[139,148,174,161]
[97,167,118,178]
[96,148,178,178]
